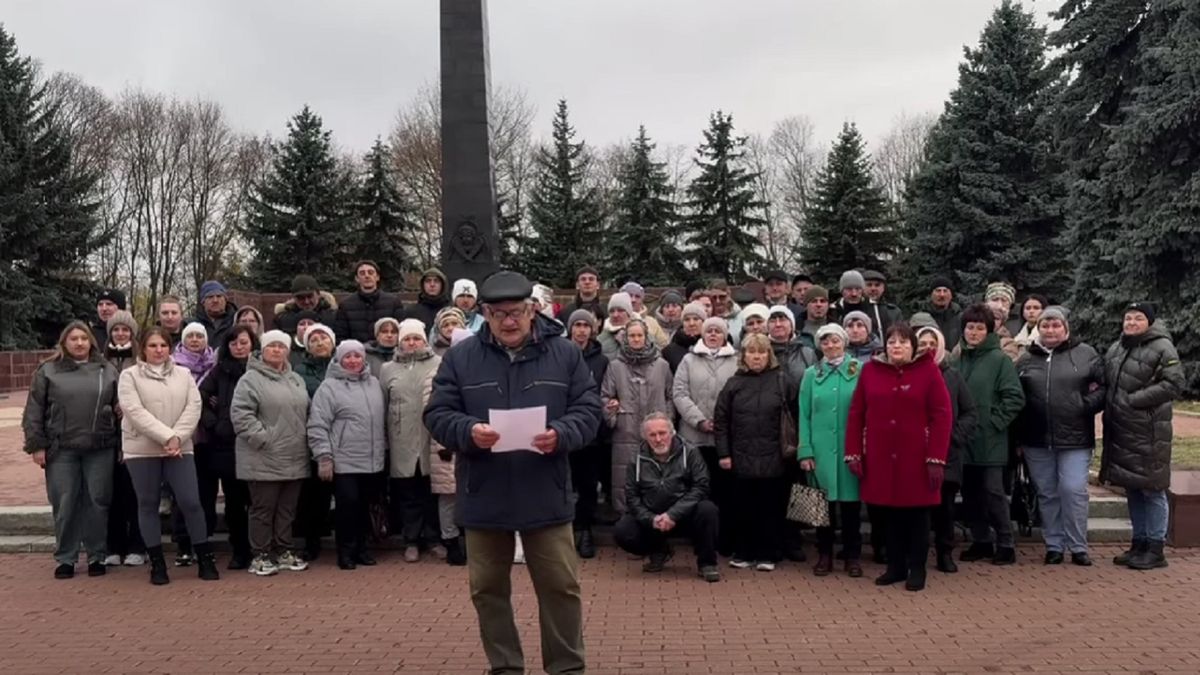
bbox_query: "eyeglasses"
[485,306,529,322]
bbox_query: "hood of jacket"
[325,359,371,382]
[247,354,293,380]
[581,338,604,360]
[1120,322,1172,349]
[961,332,1001,356]
[691,340,736,358]
[274,291,338,316]
[393,345,437,364]
[418,268,450,306]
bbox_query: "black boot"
[960,542,994,562]
[337,547,357,570]
[148,546,169,586]
[353,544,377,567]
[905,567,927,592]
[227,549,251,571]
[195,542,220,581]
[935,549,958,574]
[1113,538,1147,566]
[446,537,467,566]
[575,529,596,559]
[1127,540,1168,570]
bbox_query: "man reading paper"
[425,270,601,675]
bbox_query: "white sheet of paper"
[489,406,547,453]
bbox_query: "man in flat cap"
[425,270,602,675]
[861,269,903,343]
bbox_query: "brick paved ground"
[1,545,1198,674]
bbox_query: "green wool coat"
[798,358,862,502]
[953,333,1024,466]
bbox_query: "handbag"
[786,472,830,527]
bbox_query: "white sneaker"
[249,555,278,577]
[123,553,146,566]
[513,533,526,565]
[276,550,309,571]
[102,554,122,566]
[755,562,776,572]
[729,558,752,569]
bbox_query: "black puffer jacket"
[663,330,701,373]
[557,295,605,324]
[199,351,249,452]
[1016,339,1106,450]
[940,362,978,485]
[714,366,797,479]
[772,339,817,389]
[405,268,450,328]
[334,289,405,343]
[1100,324,1185,491]
[625,436,709,525]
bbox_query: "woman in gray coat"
[308,340,387,570]
[22,321,119,580]
[601,319,674,513]
[1101,303,1185,571]
[231,329,312,577]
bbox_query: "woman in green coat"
[798,323,863,578]
[953,304,1025,566]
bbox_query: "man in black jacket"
[334,260,404,343]
[566,309,609,559]
[615,413,720,582]
[556,264,604,323]
[91,288,126,347]
[273,274,337,334]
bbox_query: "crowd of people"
[22,263,1186,587]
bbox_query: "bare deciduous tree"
[768,115,821,262]
[874,111,937,206]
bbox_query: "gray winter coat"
[1100,324,1185,491]
[381,348,441,479]
[602,353,674,512]
[307,360,387,474]
[672,342,738,447]
[22,357,119,454]
[231,356,311,482]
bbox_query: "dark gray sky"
[4,0,1056,151]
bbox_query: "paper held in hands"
[488,406,548,453]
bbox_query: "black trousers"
[613,500,719,568]
[106,459,144,557]
[570,443,599,530]
[196,448,250,558]
[699,446,735,555]
[295,462,332,552]
[390,468,439,546]
[816,501,863,558]
[334,473,380,554]
[930,481,960,554]
[883,506,931,581]
[732,475,789,562]
[868,504,889,558]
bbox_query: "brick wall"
[0,351,56,393]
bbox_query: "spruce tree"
[353,138,414,290]
[243,106,355,291]
[1050,0,1200,392]
[604,126,687,285]
[681,111,767,282]
[0,26,105,348]
[799,123,893,285]
[897,1,1065,307]
[524,100,605,287]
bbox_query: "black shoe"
[148,546,169,586]
[874,571,905,586]
[642,548,673,573]
[936,551,958,573]
[872,550,887,565]
[87,561,106,577]
[337,551,357,570]
[227,553,251,571]
[446,537,467,566]
[195,543,220,581]
[1044,551,1064,565]
[354,551,377,566]
[905,574,927,592]
[698,565,720,583]
[1113,539,1147,566]
[992,547,1017,566]
[302,540,322,562]
[960,542,994,562]
[54,564,74,579]
[1071,552,1093,567]
[576,530,596,559]
[1127,541,1168,570]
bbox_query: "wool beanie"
[984,282,1016,307]
[607,292,634,315]
[106,310,140,341]
[702,316,729,336]
[908,312,938,330]
[199,280,227,301]
[568,309,597,331]
[452,279,478,299]
[803,285,830,304]
[374,316,402,337]
[304,323,335,349]
[659,290,684,308]
[841,310,873,334]
[816,323,849,345]
[740,303,770,324]
[620,282,645,298]
[930,276,953,293]
[681,301,709,321]
[97,288,128,310]
[1038,305,1070,329]
[334,339,366,363]
[396,319,426,342]
[182,322,208,341]
[768,305,795,326]
[260,330,291,350]
[435,306,467,330]
[839,270,865,291]
[1123,302,1156,325]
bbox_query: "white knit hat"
[182,322,208,340]
[607,292,634,315]
[374,316,402,337]
[452,279,478,299]
[334,339,366,362]
[740,303,770,323]
[260,330,291,350]
[398,318,427,342]
[304,323,335,349]
[816,323,849,344]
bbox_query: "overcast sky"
[4,0,1056,153]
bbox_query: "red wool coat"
[846,352,952,507]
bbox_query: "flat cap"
[478,271,534,304]
[762,269,789,283]
[862,270,886,283]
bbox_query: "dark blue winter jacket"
[423,314,602,531]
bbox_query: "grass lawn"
[1090,437,1200,470]
[1176,401,1200,415]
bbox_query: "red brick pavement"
[2,546,1199,674]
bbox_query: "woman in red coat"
[846,323,952,591]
